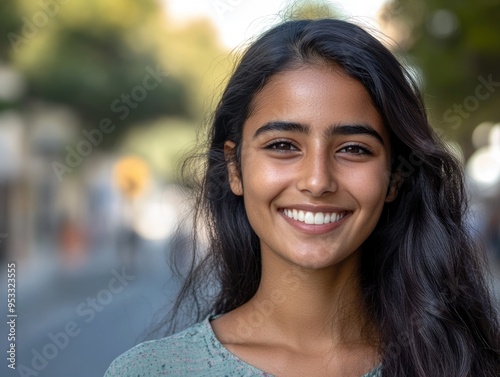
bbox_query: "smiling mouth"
[281,209,349,225]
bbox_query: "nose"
[296,149,337,196]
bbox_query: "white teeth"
[282,209,346,225]
[314,212,324,225]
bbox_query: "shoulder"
[103,315,272,377]
[104,318,214,376]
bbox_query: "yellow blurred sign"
[114,156,150,198]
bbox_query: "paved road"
[1,244,180,377]
[16,273,175,377]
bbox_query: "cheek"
[241,157,290,197]
[239,159,292,232]
[345,163,390,208]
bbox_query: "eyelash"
[264,139,298,152]
[264,140,373,156]
[338,144,373,156]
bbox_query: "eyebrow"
[253,121,385,145]
[328,124,385,145]
[253,121,307,138]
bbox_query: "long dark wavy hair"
[157,19,500,376]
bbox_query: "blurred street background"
[0,0,499,376]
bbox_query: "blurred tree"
[1,0,230,147]
[0,0,23,61]
[5,0,191,145]
[156,18,233,121]
[282,0,341,20]
[380,0,500,156]
[0,0,23,112]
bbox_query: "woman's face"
[226,64,396,271]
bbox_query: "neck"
[238,250,376,350]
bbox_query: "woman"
[104,19,500,376]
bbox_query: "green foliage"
[382,0,500,155]
[0,0,23,60]
[1,0,230,149]
[281,0,341,20]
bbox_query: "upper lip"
[279,204,351,213]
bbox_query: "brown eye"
[274,142,292,150]
[339,145,372,155]
[265,140,298,152]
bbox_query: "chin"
[288,251,355,271]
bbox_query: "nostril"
[295,152,338,195]
[298,171,337,196]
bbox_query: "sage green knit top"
[104,315,382,377]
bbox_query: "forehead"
[244,64,388,142]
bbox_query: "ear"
[224,140,243,196]
[385,170,403,203]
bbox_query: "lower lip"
[279,211,350,235]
